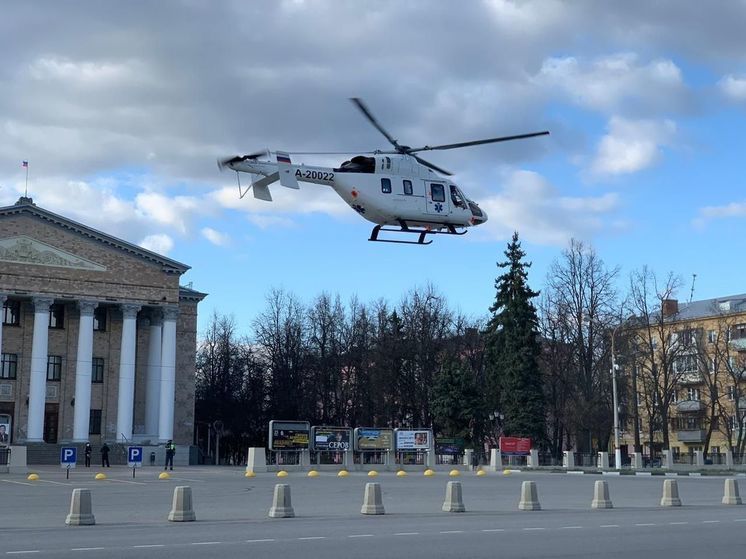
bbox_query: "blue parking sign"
[128,446,143,468]
[60,447,77,468]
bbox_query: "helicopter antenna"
[689,273,697,303]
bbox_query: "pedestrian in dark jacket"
[164,440,175,471]
[101,443,110,467]
[84,443,92,467]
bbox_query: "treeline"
[195,286,489,464]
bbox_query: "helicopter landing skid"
[369,223,467,245]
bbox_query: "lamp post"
[611,324,623,470]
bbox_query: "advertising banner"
[395,429,431,450]
[311,427,351,451]
[499,436,532,455]
[0,414,10,446]
[354,428,394,451]
[269,420,310,450]
[435,437,465,455]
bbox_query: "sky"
[3,0,746,335]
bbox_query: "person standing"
[101,442,110,467]
[84,443,92,467]
[164,440,175,471]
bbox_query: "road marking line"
[560,526,583,529]
[191,542,221,545]
[38,480,71,486]
[702,520,720,524]
[6,552,40,555]
[348,535,374,538]
[132,545,164,548]
[71,548,105,551]
[440,530,464,534]
[246,539,275,543]
[600,524,620,528]
[635,523,656,526]
[298,537,326,540]
[734,519,746,522]
[481,529,505,532]
[669,522,688,525]
[170,477,205,483]
[1,480,34,487]
[523,528,545,531]
[394,532,420,536]
[106,479,147,485]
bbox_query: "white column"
[0,294,6,356]
[144,310,162,436]
[158,306,178,442]
[27,296,54,442]
[72,301,97,442]
[116,304,140,442]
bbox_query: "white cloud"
[135,192,208,235]
[535,53,688,115]
[140,233,174,255]
[719,74,746,102]
[246,214,297,229]
[476,170,622,245]
[692,201,746,229]
[201,227,230,246]
[589,117,676,177]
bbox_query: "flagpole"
[23,161,29,197]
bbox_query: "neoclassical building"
[0,197,205,447]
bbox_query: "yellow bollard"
[308,470,319,477]
[159,472,171,480]
[396,470,407,477]
[27,473,39,481]
[424,469,435,477]
[449,469,461,477]
[476,469,487,477]
[337,470,349,477]
[244,470,256,478]
[368,470,378,477]
[94,473,107,480]
[276,470,288,478]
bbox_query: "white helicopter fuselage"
[228,153,488,230]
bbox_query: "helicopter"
[218,98,549,245]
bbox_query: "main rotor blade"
[413,154,452,176]
[350,97,401,150]
[408,131,550,153]
[217,150,268,170]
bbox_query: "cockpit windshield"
[468,200,483,217]
[449,185,467,209]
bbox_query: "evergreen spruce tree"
[485,232,545,444]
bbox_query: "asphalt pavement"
[2,466,746,558]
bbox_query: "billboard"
[499,436,531,456]
[395,429,432,450]
[435,437,465,455]
[269,420,310,450]
[354,428,394,451]
[311,426,351,451]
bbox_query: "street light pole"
[611,324,622,470]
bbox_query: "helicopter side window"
[381,178,392,194]
[385,156,391,170]
[450,185,466,208]
[431,183,445,203]
[403,180,413,196]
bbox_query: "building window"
[674,354,698,374]
[89,409,102,435]
[686,387,700,401]
[1,354,18,379]
[2,300,20,326]
[381,178,392,194]
[93,307,106,332]
[47,355,62,381]
[707,330,717,344]
[91,358,104,383]
[49,304,64,329]
[403,179,413,195]
[727,385,737,401]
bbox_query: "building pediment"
[0,235,107,271]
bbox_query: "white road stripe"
[348,535,374,538]
[191,542,221,545]
[71,548,104,551]
[170,477,205,483]
[635,523,656,526]
[298,537,326,541]
[1,480,34,487]
[395,532,420,536]
[38,480,71,486]
[132,545,164,548]
[106,479,147,485]
[600,525,620,528]
[246,539,275,543]
[560,526,583,530]
[523,528,545,531]
[440,530,464,534]
[481,529,505,532]
[669,522,688,525]
[702,520,720,524]
[6,552,40,555]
